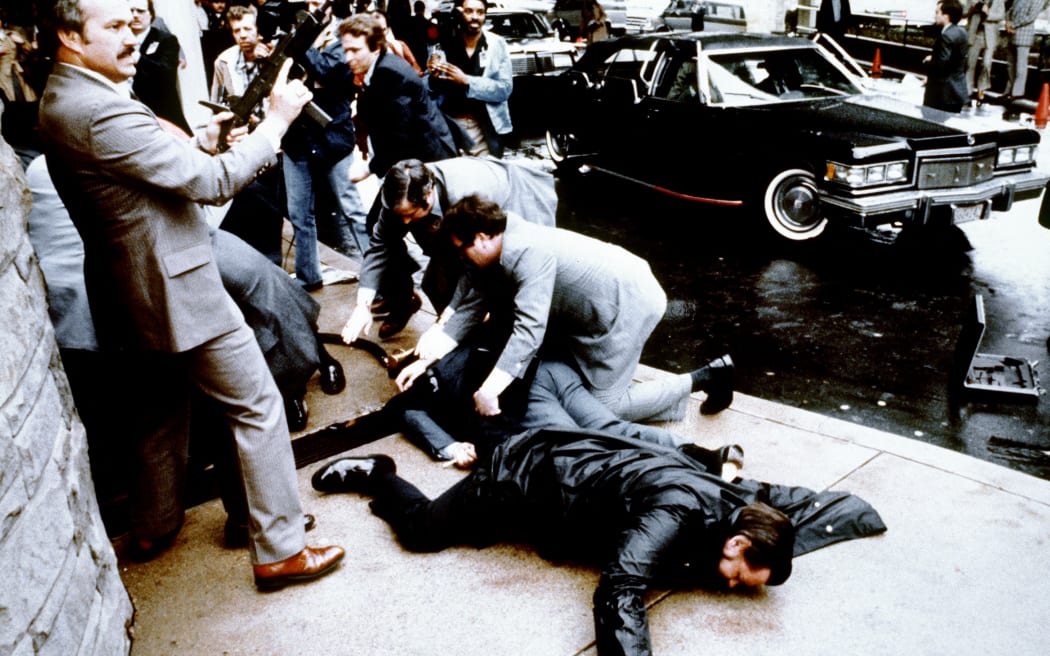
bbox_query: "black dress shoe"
[677,442,744,475]
[127,521,183,562]
[312,455,396,494]
[224,513,316,549]
[286,397,308,432]
[698,354,734,415]
[717,444,745,468]
[378,292,423,340]
[319,358,345,395]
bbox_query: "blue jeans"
[283,151,367,286]
[328,150,370,254]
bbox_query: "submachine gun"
[202,0,335,151]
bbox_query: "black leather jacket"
[476,429,887,656]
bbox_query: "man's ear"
[56,28,83,54]
[723,534,752,557]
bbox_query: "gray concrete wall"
[0,133,133,654]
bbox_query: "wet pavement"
[502,135,1050,482]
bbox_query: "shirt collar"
[61,62,134,98]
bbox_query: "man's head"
[228,4,260,57]
[48,0,139,83]
[339,13,385,76]
[205,0,228,13]
[457,0,487,37]
[935,0,963,25]
[382,159,438,224]
[369,9,391,33]
[443,195,507,269]
[127,0,152,36]
[719,502,795,589]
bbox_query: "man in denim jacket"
[426,0,513,157]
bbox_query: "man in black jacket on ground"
[312,429,886,656]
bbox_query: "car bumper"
[820,169,1050,225]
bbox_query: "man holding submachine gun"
[203,0,336,150]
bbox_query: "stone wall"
[0,136,133,653]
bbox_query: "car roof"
[677,31,814,51]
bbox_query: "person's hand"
[429,61,468,85]
[341,304,373,344]
[267,59,312,128]
[442,442,477,469]
[414,324,457,361]
[348,157,371,183]
[200,110,235,153]
[473,388,501,416]
[395,358,431,391]
[254,41,274,60]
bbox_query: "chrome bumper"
[819,169,1050,219]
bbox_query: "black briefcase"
[954,294,1042,400]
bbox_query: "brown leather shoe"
[253,545,345,592]
[378,292,423,340]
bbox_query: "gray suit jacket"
[360,156,558,311]
[444,215,666,390]
[39,63,278,353]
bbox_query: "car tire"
[545,129,576,164]
[760,168,828,242]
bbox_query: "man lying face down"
[312,427,886,655]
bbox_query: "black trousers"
[368,470,526,553]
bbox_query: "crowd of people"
[815,0,1050,114]
[3,1,888,653]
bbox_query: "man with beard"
[426,0,513,157]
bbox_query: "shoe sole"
[311,455,397,493]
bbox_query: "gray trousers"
[186,320,306,564]
[523,361,689,446]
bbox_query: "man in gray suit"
[397,196,734,424]
[341,156,559,342]
[38,0,343,590]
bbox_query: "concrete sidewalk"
[113,242,1050,656]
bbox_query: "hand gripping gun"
[201,0,334,151]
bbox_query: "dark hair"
[939,0,963,24]
[44,0,85,36]
[382,159,435,211]
[443,195,507,244]
[730,502,795,586]
[227,4,258,24]
[338,13,386,51]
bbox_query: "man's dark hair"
[443,195,508,244]
[382,159,435,211]
[730,502,795,585]
[338,13,386,51]
[939,0,963,24]
[44,0,84,36]
[227,3,258,24]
